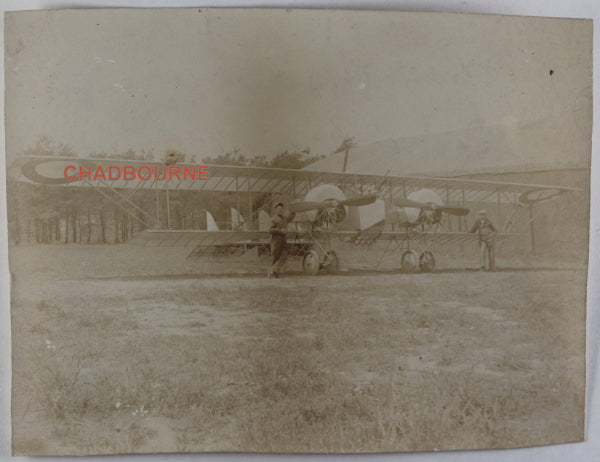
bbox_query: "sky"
[4,8,593,169]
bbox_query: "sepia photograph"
[2,4,595,458]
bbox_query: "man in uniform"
[469,210,497,271]
[268,202,295,278]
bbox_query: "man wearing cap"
[268,202,296,278]
[469,210,497,271]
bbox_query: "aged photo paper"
[4,8,592,455]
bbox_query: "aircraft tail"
[206,211,219,231]
[231,208,247,230]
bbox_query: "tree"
[202,148,247,166]
[202,147,323,169]
[267,148,323,169]
[23,135,77,157]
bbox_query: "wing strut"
[83,179,153,227]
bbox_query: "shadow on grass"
[88,266,583,281]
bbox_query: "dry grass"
[9,244,586,455]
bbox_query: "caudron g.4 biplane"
[10,156,579,275]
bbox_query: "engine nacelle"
[305,184,347,227]
[389,189,444,227]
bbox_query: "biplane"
[9,156,580,274]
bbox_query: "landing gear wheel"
[303,250,320,276]
[419,251,435,272]
[323,250,339,274]
[401,250,420,273]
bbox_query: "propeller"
[288,201,327,213]
[340,194,378,207]
[393,197,470,216]
[437,206,471,216]
[289,194,377,213]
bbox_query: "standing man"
[269,202,295,278]
[469,210,497,271]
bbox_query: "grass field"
[9,244,586,455]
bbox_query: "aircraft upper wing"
[9,155,582,204]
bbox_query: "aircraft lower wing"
[329,230,517,246]
[376,231,514,243]
[129,229,330,248]
[129,229,517,248]
[129,230,272,247]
